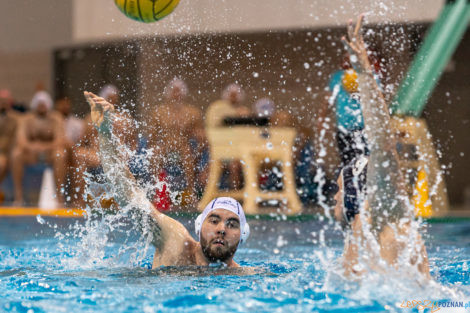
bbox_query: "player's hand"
[84,91,115,133]
[341,14,373,74]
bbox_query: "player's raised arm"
[83,91,192,252]
[341,16,410,229]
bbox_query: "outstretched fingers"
[342,14,371,73]
[84,90,116,129]
[84,91,95,108]
[347,19,355,44]
[341,36,356,56]
[344,15,364,50]
[353,14,364,41]
[84,91,114,113]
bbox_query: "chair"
[199,126,302,215]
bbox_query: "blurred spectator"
[99,84,119,107]
[55,97,84,147]
[11,91,67,205]
[205,84,251,190]
[147,78,204,207]
[253,98,291,193]
[206,83,251,127]
[54,97,84,205]
[72,84,136,207]
[72,113,100,207]
[253,99,315,204]
[99,84,138,151]
[253,97,336,206]
[0,89,19,199]
[253,97,275,118]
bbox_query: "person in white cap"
[11,90,67,205]
[84,91,249,268]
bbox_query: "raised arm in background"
[342,15,410,231]
[338,16,430,278]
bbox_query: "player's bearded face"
[200,210,241,263]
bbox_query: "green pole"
[392,0,470,116]
[390,6,451,114]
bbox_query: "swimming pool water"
[1,216,469,312]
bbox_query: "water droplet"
[36,215,45,225]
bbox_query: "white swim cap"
[30,91,53,111]
[254,97,275,117]
[99,84,119,101]
[195,197,250,244]
[164,77,188,100]
[222,83,245,102]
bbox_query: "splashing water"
[2,99,468,312]
[4,2,466,311]
[318,66,447,291]
[56,111,187,270]
[2,215,470,312]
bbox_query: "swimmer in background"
[333,16,430,278]
[84,91,251,270]
[11,91,67,205]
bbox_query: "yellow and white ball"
[114,0,180,23]
[342,69,359,93]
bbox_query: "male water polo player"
[332,16,430,279]
[84,91,249,268]
[332,156,430,278]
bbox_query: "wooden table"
[198,126,302,215]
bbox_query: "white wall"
[0,1,72,52]
[0,1,72,103]
[73,0,444,43]
[0,0,444,102]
